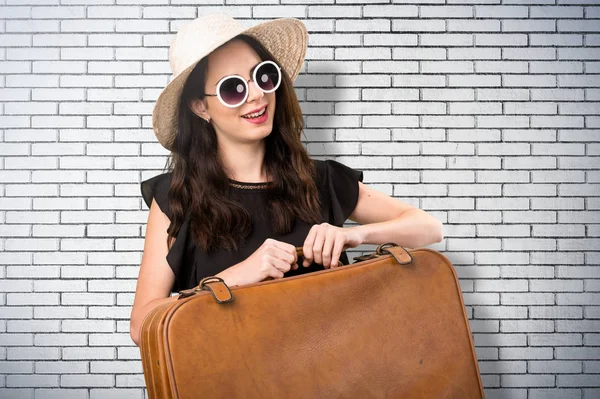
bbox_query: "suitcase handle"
[295,247,343,267]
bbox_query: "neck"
[218,139,270,182]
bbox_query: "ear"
[188,98,210,122]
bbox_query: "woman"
[130,13,444,347]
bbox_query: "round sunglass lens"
[220,77,246,105]
[256,63,280,92]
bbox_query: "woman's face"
[191,39,277,144]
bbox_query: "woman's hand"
[229,238,299,285]
[301,223,363,269]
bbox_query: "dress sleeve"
[325,159,364,226]
[140,172,194,293]
[141,172,172,219]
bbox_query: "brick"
[31,389,88,399]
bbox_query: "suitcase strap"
[178,276,234,302]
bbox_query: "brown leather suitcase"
[139,243,485,398]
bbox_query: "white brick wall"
[1,1,599,398]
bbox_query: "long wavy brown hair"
[161,34,323,253]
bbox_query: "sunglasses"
[205,60,282,108]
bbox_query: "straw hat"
[151,12,308,151]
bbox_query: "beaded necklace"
[228,179,272,190]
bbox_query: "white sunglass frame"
[207,60,282,108]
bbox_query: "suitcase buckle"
[178,276,235,303]
[352,242,413,265]
[352,242,398,262]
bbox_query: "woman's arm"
[349,182,444,248]
[129,198,178,347]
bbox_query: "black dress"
[140,159,364,294]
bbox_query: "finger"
[330,237,346,268]
[270,268,285,279]
[263,255,282,279]
[267,239,298,265]
[303,225,318,266]
[280,246,297,266]
[294,247,306,268]
[312,224,327,266]
[272,239,298,263]
[290,244,298,264]
[322,228,336,268]
[270,256,290,277]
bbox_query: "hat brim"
[152,18,308,152]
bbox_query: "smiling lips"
[241,105,267,119]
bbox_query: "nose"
[246,79,264,103]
